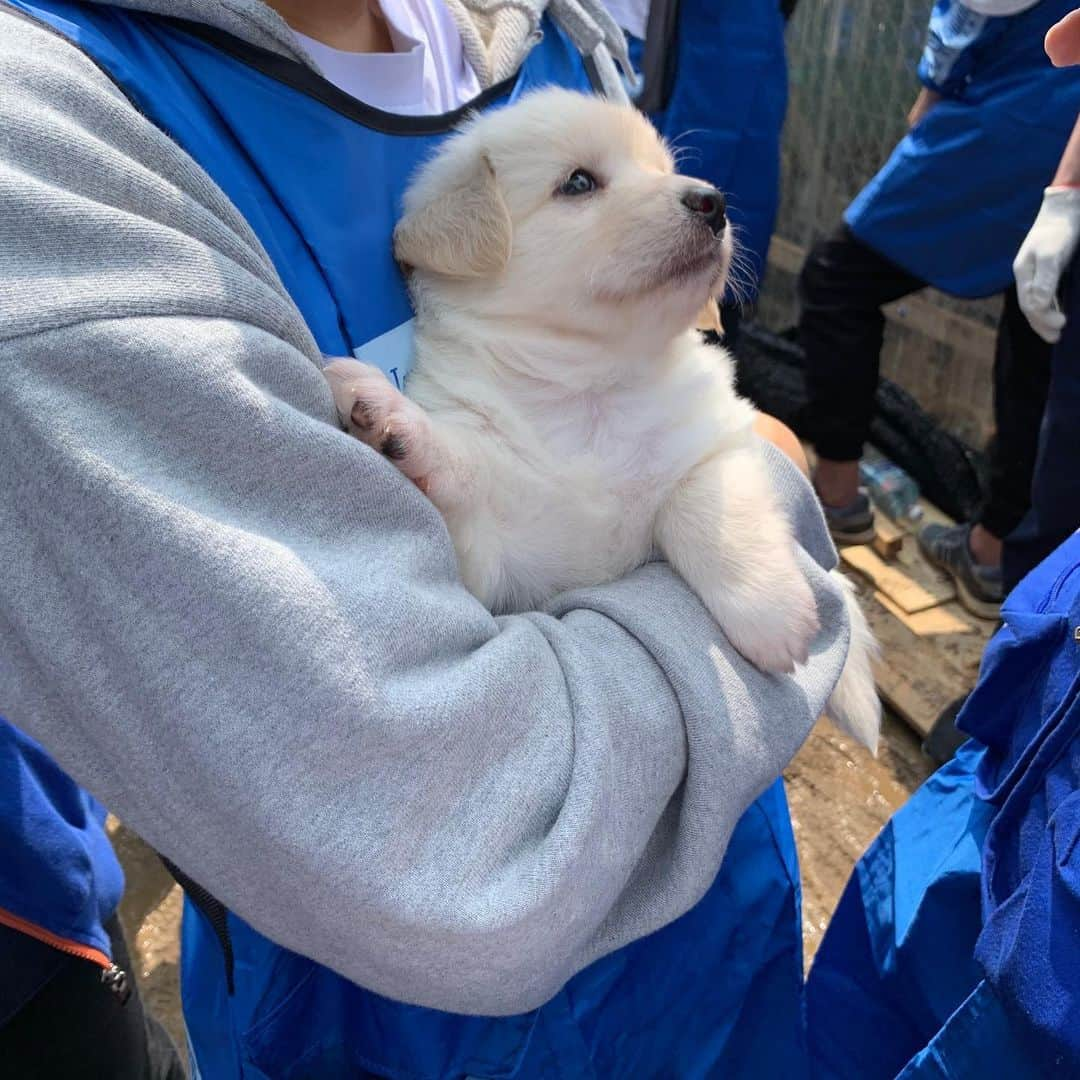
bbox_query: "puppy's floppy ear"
[394,153,512,278]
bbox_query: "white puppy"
[326,90,880,751]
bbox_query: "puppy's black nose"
[681,186,726,236]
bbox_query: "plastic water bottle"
[859,460,924,523]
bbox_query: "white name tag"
[353,319,415,390]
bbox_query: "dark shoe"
[917,523,1003,619]
[819,488,876,545]
[922,694,970,765]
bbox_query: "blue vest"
[7,3,809,1076]
[627,0,788,299]
[845,0,1080,299]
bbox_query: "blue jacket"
[0,722,124,1021]
[6,3,811,1076]
[806,531,1080,1078]
[846,0,1080,298]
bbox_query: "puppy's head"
[394,90,732,339]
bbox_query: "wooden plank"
[883,296,997,360]
[874,592,991,682]
[856,588,974,737]
[768,235,807,275]
[872,517,904,561]
[767,236,997,358]
[874,591,973,636]
[841,543,954,613]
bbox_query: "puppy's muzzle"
[681,186,726,237]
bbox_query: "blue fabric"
[805,741,991,1080]
[964,533,1080,1071]
[918,0,1001,98]
[628,0,788,298]
[15,3,812,1076]
[183,779,807,1080]
[0,719,124,1014]
[893,980,1040,1080]
[807,531,1080,1078]
[846,0,1080,298]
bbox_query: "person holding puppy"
[0,0,854,1076]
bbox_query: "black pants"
[798,224,1053,542]
[0,915,185,1080]
[1002,254,1080,592]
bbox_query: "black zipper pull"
[101,963,132,1005]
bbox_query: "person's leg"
[976,285,1054,562]
[918,286,1052,620]
[0,915,185,1079]
[798,223,926,539]
[1003,258,1080,592]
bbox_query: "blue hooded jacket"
[807,531,1080,1078]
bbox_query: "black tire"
[730,322,988,522]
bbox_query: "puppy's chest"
[538,387,715,494]
[523,391,711,543]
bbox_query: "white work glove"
[1013,186,1080,344]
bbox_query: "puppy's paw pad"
[323,360,402,430]
[349,398,383,434]
[323,359,434,484]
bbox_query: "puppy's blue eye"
[558,169,598,196]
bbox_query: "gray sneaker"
[819,488,876,546]
[917,523,1003,619]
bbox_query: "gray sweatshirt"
[0,1,848,1016]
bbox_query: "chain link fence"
[755,0,1001,450]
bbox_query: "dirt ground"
[107,817,188,1065]
[109,710,935,1068]
[787,712,934,966]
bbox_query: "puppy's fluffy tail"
[825,571,882,755]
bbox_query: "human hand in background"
[907,87,941,128]
[1014,187,1080,343]
[1046,7,1080,67]
[1013,7,1080,344]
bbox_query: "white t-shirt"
[293,0,481,115]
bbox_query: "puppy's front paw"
[323,359,436,491]
[719,564,820,675]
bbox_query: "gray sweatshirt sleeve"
[0,15,846,1015]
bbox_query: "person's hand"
[1013,187,1080,343]
[1046,8,1080,67]
[907,87,941,128]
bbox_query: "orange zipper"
[0,904,131,1001]
[0,904,112,968]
